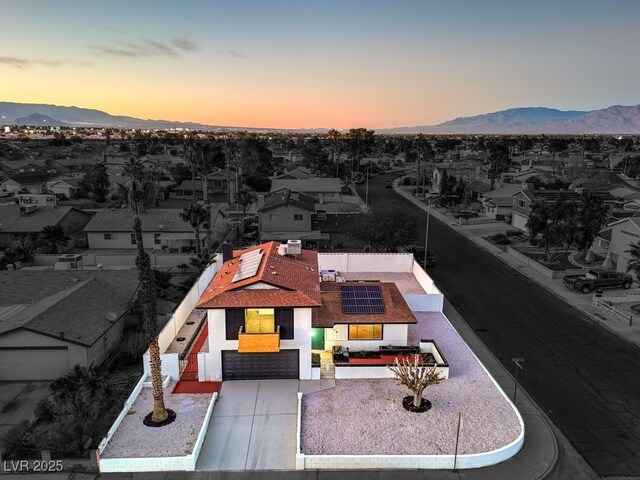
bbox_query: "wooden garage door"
[0,347,69,381]
[222,350,299,380]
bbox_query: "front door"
[311,328,325,350]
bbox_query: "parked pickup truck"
[563,269,633,294]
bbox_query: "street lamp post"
[512,357,525,403]
[424,197,432,270]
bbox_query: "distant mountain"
[2,101,640,134]
[379,105,640,134]
[0,102,284,132]
[13,113,70,127]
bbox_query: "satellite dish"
[105,312,118,322]
[158,224,164,230]
[97,263,103,269]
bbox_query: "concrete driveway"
[0,382,50,447]
[196,379,300,471]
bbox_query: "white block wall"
[403,293,444,312]
[317,253,414,273]
[99,393,218,473]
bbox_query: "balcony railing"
[237,325,280,353]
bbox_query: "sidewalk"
[395,182,640,349]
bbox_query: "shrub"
[0,421,34,458]
[489,233,511,245]
[311,353,321,365]
[402,176,416,186]
[505,229,524,238]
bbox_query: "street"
[358,173,640,477]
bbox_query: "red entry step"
[173,381,221,394]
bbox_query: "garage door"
[511,212,529,232]
[222,350,299,380]
[0,347,69,381]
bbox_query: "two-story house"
[510,188,583,232]
[195,241,418,381]
[257,189,328,246]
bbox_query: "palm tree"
[326,129,342,177]
[179,203,210,254]
[38,225,70,254]
[122,157,171,426]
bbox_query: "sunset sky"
[2,0,640,129]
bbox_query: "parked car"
[563,269,633,294]
[453,210,479,219]
[385,180,393,188]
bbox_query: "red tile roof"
[312,281,417,328]
[196,241,321,309]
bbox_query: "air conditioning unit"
[58,253,82,269]
[286,240,302,255]
[321,269,337,282]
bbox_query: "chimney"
[222,241,233,263]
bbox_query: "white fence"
[595,299,634,326]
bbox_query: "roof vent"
[277,244,287,256]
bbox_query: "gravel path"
[301,311,521,455]
[101,383,213,458]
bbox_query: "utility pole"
[512,357,525,403]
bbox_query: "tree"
[122,157,170,426]
[527,199,574,261]
[625,241,640,281]
[301,137,331,176]
[235,188,256,220]
[178,203,210,254]
[388,354,444,409]
[487,142,510,191]
[38,225,70,254]
[80,161,110,202]
[575,194,609,254]
[326,129,343,177]
[347,204,417,252]
[345,128,375,175]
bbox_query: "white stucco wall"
[323,324,408,351]
[205,307,313,380]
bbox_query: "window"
[130,233,136,245]
[245,308,275,333]
[275,308,294,340]
[316,210,327,220]
[154,233,161,245]
[104,233,112,240]
[225,309,245,340]
[293,213,304,221]
[348,324,383,340]
[517,199,526,208]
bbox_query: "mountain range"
[2,101,640,134]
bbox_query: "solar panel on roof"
[339,285,385,314]
[231,249,263,283]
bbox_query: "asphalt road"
[357,173,640,477]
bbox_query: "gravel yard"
[301,311,521,456]
[101,382,213,459]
